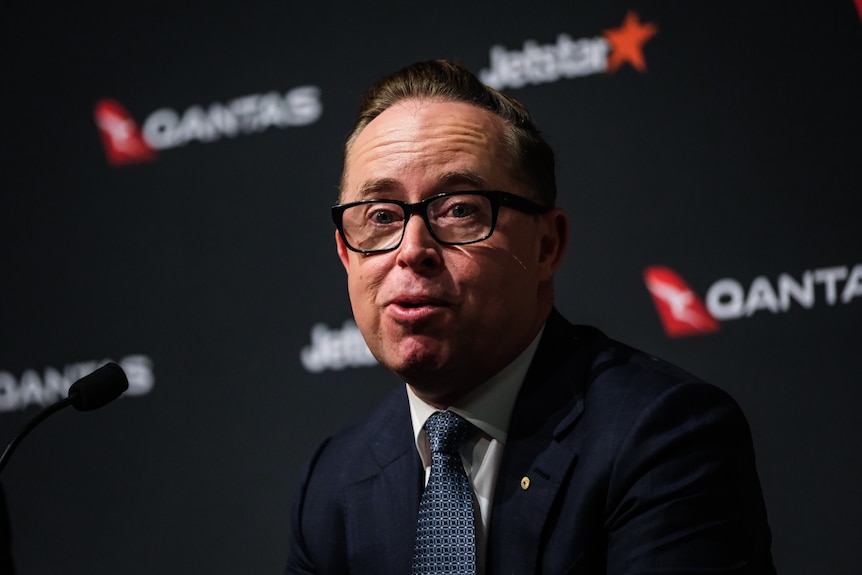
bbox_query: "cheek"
[463,231,540,279]
[452,249,534,303]
[347,258,386,308]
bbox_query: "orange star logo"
[603,11,658,73]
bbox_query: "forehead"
[342,99,515,200]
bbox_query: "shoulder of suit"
[550,311,735,410]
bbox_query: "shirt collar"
[407,326,544,451]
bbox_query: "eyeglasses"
[332,190,551,254]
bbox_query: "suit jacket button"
[520,476,530,490]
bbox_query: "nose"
[395,213,442,270]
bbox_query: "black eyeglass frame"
[332,190,552,254]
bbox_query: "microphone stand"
[0,396,76,476]
[0,361,128,476]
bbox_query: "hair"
[340,59,557,206]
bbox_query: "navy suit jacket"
[286,310,775,574]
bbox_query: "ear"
[335,229,351,272]
[536,208,568,281]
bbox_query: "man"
[286,60,775,574]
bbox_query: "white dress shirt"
[406,329,543,574]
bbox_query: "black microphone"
[0,362,129,475]
[68,362,129,411]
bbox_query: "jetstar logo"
[644,263,862,338]
[479,10,658,90]
[300,320,377,373]
[93,85,322,166]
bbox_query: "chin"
[382,338,450,381]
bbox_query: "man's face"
[337,99,566,406]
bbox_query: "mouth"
[393,297,446,309]
[386,295,451,319]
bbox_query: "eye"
[449,202,477,218]
[436,196,483,219]
[366,206,401,225]
[373,211,392,224]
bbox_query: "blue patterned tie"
[412,410,477,575]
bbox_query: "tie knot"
[424,411,473,455]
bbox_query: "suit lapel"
[343,390,423,574]
[487,311,604,574]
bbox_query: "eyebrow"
[357,178,401,198]
[356,171,489,199]
[438,171,488,189]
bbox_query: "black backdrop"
[2,1,860,573]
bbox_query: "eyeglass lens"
[341,194,495,252]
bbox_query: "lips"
[385,294,451,321]
[393,295,446,307]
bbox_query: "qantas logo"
[0,355,154,413]
[644,267,720,337]
[93,85,322,166]
[94,100,157,165]
[479,10,658,90]
[644,263,862,338]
